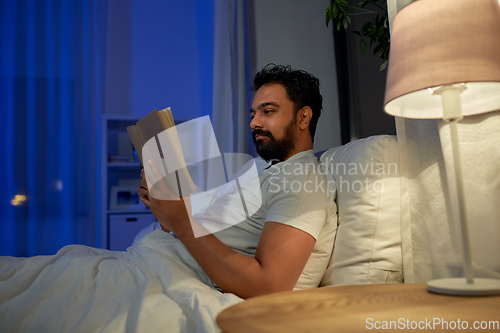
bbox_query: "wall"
[104,0,214,121]
[250,0,342,151]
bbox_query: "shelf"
[101,115,149,250]
[102,114,143,121]
[107,162,141,168]
[108,209,151,214]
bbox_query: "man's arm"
[138,162,316,299]
[175,221,315,298]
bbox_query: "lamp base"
[427,278,500,296]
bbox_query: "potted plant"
[325,0,390,71]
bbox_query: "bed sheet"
[0,230,242,332]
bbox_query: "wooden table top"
[216,283,500,332]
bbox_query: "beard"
[252,117,296,163]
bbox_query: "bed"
[0,135,403,332]
[0,231,242,332]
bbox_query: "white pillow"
[319,135,403,286]
[294,202,338,290]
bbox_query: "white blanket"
[0,230,242,332]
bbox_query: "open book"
[127,107,195,197]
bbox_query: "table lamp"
[384,0,500,295]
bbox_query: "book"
[127,107,195,197]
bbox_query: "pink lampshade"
[384,0,500,119]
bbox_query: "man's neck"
[280,143,313,163]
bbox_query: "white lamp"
[384,0,500,295]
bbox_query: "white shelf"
[100,114,154,250]
[107,162,141,167]
[108,209,151,214]
[102,114,141,120]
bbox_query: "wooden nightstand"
[217,283,500,332]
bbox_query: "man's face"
[250,83,297,163]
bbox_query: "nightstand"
[217,283,500,332]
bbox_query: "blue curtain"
[0,0,105,256]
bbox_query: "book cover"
[127,108,195,197]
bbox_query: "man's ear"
[298,106,312,131]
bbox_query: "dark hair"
[252,64,323,142]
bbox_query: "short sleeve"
[263,162,333,240]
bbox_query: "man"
[137,64,336,299]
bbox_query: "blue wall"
[123,0,215,121]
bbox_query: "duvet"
[0,230,242,332]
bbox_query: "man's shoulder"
[261,151,332,200]
[269,150,322,177]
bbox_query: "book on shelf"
[126,107,195,198]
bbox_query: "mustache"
[252,129,273,141]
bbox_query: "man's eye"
[264,110,273,114]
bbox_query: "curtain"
[211,0,253,157]
[396,114,500,283]
[204,0,253,190]
[0,0,105,256]
[388,0,500,283]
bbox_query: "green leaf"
[360,39,367,54]
[362,22,372,35]
[379,60,388,71]
[324,0,391,69]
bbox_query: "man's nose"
[250,114,262,130]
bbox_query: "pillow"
[319,135,403,286]
[294,194,337,290]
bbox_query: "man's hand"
[144,160,193,236]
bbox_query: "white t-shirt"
[194,150,338,289]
